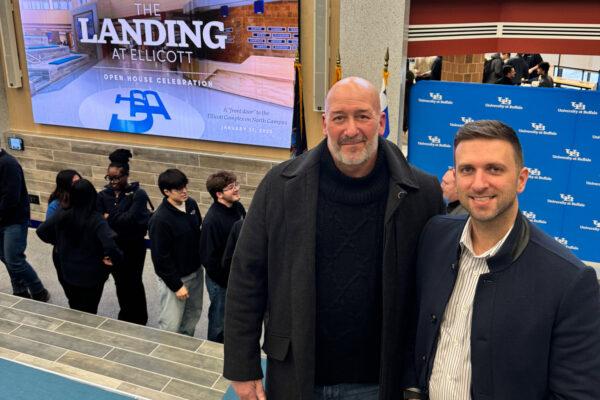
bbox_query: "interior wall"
[2,0,331,159]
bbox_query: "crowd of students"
[35,149,244,339]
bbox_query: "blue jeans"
[0,223,44,295]
[314,384,379,400]
[205,274,226,343]
[157,269,204,336]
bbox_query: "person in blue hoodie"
[97,149,151,325]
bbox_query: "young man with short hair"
[537,61,554,88]
[149,168,203,336]
[407,120,600,400]
[199,170,245,343]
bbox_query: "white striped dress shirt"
[429,218,513,400]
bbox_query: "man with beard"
[407,120,600,400]
[224,77,445,399]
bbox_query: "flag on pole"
[380,47,390,138]
[290,50,307,157]
[332,49,342,87]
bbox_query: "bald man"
[441,169,468,215]
[224,77,445,400]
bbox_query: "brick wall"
[1,132,279,222]
[441,54,485,83]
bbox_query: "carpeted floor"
[0,357,137,399]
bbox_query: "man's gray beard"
[329,134,378,166]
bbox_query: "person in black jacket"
[506,53,529,84]
[0,148,49,301]
[495,65,516,85]
[46,169,81,305]
[149,169,203,336]
[97,149,150,325]
[37,179,122,314]
[199,170,245,343]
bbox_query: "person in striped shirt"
[407,120,600,400]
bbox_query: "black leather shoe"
[32,289,50,302]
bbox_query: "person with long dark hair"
[37,179,122,314]
[46,169,81,304]
[97,149,150,325]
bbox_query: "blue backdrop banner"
[408,81,599,263]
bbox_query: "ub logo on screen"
[449,116,473,128]
[523,211,535,219]
[551,148,591,162]
[560,194,574,202]
[558,101,598,115]
[418,91,453,105]
[532,123,545,131]
[485,96,522,110]
[109,90,171,134]
[417,135,450,148]
[522,210,547,224]
[580,220,600,232]
[553,237,579,251]
[525,167,552,181]
[565,149,580,157]
[548,193,585,207]
[571,102,585,111]
[518,122,556,136]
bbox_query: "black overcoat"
[224,138,445,399]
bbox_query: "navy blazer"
[412,213,600,400]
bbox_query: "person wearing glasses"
[97,149,151,325]
[199,171,246,343]
[149,169,204,336]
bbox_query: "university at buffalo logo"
[428,136,441,144]
[532,123,545,131]
[554,236,579,251]
[498,97,511,105]
[571,101,585,111]
[109,90,171,133]
[461,117,473,124]
[554,237,568,246]
[560,193,574,202]
[565,149,580,157]
[529,168,540,176]
[430,92,443,101]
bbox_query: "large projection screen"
[18,0,298,148]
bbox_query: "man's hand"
[102,256,113,266]
[103,213,109,218]
[231,380,266,400]
[175,285,189,300]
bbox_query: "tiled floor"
[0,292,229,400]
